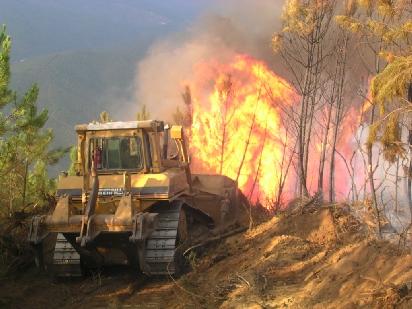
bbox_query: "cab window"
[89,137,143,171]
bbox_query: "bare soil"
[1,205,412,308]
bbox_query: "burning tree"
[272,0,337,200]
[187,55,297,206]
[337,0,412,236]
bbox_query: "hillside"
[10,47,143,172]
[2,205,412,308]
[1,0,211,59]
[11,44,151,139]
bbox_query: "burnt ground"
[2,205,412,309]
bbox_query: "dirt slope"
[2,205,412,308]
[164,206,412,308]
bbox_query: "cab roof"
[75,120,164,132]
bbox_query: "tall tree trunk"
[366,44,384,238]
[407,84,412,217]
[329,103,342,203]
[318,102,333,196]
[8,173,13,216]
[218,76,233,175]
[297,36,315,198]
[219,122,227,175]
[298,98,308,197]
[22,158,29,209]
[320,43,340,198]
[275,137,296,211]
[395,157,400,214]
[368,105,381,237]
[329,33,348,203]
[304,18,323,196]
[236,91,260,184]
[304,95,316,192]
[249,118,268,201]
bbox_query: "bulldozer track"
[144,202,183,275]
[52,233,82,277]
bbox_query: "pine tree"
[0,27,67,216]
[99,110,112,123]
[273,0,336,198]
[336,0,412,236]
[337,0,412,157]
[136,104,150,121]
[67,146,78,176]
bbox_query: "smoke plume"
[134,0,285,119]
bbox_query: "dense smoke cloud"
[134,0,285,119]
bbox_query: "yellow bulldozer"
[28,120,244,276]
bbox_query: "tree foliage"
[0,27,66,217]
[173,85,193,128]
[99,110,112,123]
[136,104,150,121]
[372,55,412,106]
[67,146,78,176]
[337,0,412,161]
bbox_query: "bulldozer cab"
[74,120,183,177]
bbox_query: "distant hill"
[11,45,148,173]
[1,0,210,59]
[12,45,146,142]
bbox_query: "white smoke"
[133,0,285,120]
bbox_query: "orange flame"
[187,55,298,204]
